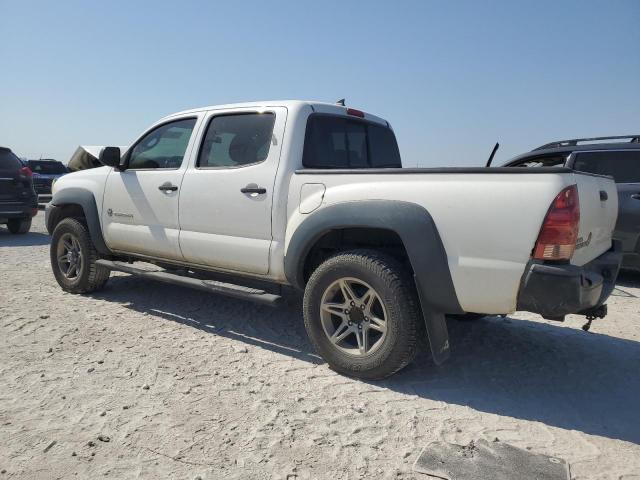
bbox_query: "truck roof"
[163,100,390,126]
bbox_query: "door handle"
[631,194,640,200]
[599,190,608,201]
[158,182,178,192]
[241,184,267,195]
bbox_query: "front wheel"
[50,218,110,294]
[303,250,421,380]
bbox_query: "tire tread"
[50,218,110,294]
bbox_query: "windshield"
[27,160,68,174]
[510,154,568,168]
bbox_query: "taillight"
[533,185,580,261]
[19,166,33,177]
[346,108,365,118]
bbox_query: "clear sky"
[1,0,639,167]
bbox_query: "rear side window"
[573,151,640,183]
[0,148,22,170]
[302,114,401,169]
[198,113,275,168]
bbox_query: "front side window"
[128,118,197,169]
[573,151,640,183]
[302,114,402,169]
[198,113,275,168]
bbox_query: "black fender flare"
[284,200,463,364]
[46,187,111,256]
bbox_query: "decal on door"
[107,208,133,219]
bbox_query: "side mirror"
[99,146,122,169]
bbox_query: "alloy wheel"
[56,233,83,280]
[319,277,388,356]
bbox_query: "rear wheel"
[303,250,421,380]
[7,218,31,234]
[50,218,110,293]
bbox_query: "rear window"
[0,148,22,170]
[573,151,640,183]
[302,114,401,169]
[27,161,67,174]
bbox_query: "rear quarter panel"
[287,172,574,314]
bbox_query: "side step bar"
[96,260,283,307]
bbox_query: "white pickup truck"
[46,100,622,379]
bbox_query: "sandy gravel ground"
[1,214,639,480]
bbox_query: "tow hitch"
[581,304,607,332]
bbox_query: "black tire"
[50,218,110,293]
[7,217,31,234]
[303,250,421,380]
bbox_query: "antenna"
[485,142,499,167]
[335,98,346,106]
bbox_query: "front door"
[178,108,287,274]
[102,117,199,260]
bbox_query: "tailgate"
[572,172,618,266]
[0,170,20,202]
[0,149,23,202]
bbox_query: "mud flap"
[415,275,450,365]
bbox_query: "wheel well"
[48,204,85,232]
[302,228,412,283]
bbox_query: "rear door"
[572,150,640,256]
[178,108,287,274]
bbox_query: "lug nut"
[365,317,369,322]
[350,301,355,307]
[345,309,350,314]
[358,325,362,329]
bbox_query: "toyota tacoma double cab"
[46,101,622,379]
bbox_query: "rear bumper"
[516,241,622,319]
[0,198,38,222]
[621,236,640,271]
[622,252,640,271]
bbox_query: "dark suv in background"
[23,159,68,200]
[0,147,38,234]
[504,135,640,271]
